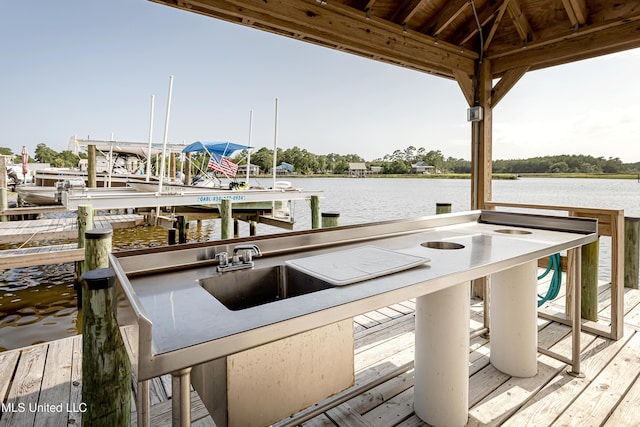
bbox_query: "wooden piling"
[81,267,131,427]
[581,239,599,321]
[0,156,8,222]
[220,199,233,239]
[250,220,257,236]
[84,228,112,271]
[436,203,452,215]
[184,152,192,185]
[234,218,240,238]
[625,217,640,289]
[168,228,177,245]
[87,145,97,188]
[176,215,187,244]
[321,212,340,228]
[311,195,321,229]
[75,205,94,308]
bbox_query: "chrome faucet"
[216,244,262,272]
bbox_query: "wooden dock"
[0,214,146,245]
[1,276,640,426]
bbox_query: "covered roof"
[150,0,640,105]
[181,141,250,155]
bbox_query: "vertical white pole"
[272,98,278,190]
[490,260,538,377]
[247,110,253,184]
[158,75,174,192]
[108,133,114,188]
[414,282,470,426]
[146,95,155,181]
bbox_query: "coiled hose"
[537,253,562,307]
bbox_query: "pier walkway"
[0,214,145,245]
[1,275,640,426]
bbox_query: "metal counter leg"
[490,260,538,377]
[414,281,470,426]
[137,380,150,427]
[171,367,192,427]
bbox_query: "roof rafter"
[418,0,469,35]
[157,0,477,77]
[490,16,640,75]
[506,0,534,43]
[390,0,425,25]
[562,0,588,27]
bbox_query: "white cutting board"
[285,245,429,286]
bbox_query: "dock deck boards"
[0,214,146,245]
[1,279,640,426]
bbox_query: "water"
[1,177,638,350]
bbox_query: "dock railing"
[485,201,625,340]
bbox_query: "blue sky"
[2,0,639,162]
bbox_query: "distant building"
[348,162,367,177]
[275,162,295,175]
[370,166,383,175]
[238,163,261,176]
[410,161,435,174]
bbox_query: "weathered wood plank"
[326,403,375,427]
[33,338,74,427]
[0,344,48,427]
[552,331,640,426]
[503,328,634,426]
[0,350,20,406]
[68,335,83,427]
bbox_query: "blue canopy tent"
[181,141,251,156]
[182,141,252,184]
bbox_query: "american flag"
[208,155,238,176]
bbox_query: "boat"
[127,141,299,218]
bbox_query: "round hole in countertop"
[494,229,533,235]
[421,241,465,250]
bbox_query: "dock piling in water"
[625,217,640,289]
[81,267,131,427]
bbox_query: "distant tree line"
[2,144,638,175]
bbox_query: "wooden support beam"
[506,0,534,43]
[562,0,588,27]
[156,0,477,77]
[453,69,474,106]
[417,0,468,35]
[471,59,493,210]
[491,65,530,108]
[489,16,640,75]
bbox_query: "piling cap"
[85,228,113,240]
[81,268,116,290]
[321,212,340,218]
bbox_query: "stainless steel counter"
[112,210,597,426]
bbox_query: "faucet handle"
[216,252,229,267]
[233,244,262,258]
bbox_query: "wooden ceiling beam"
[483,0,510,51]
[390,0,425,25]
[490,17,640,75]
[491,65,529,107]
[418,0,469,35]
[506,0,534,43]
[152,0,477,76]
[457,2,502,46]
[561,0,588,27]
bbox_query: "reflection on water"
[0,264,77,352]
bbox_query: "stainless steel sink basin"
[199,265,333,311]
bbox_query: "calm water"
[1,177,638,350]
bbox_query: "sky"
[1,0,639,163]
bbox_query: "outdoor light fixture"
[467,106,483,122]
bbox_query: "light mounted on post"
[467,106,483,122]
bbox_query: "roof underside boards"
[150,0,640,81]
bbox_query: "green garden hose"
[537,253,562,307]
